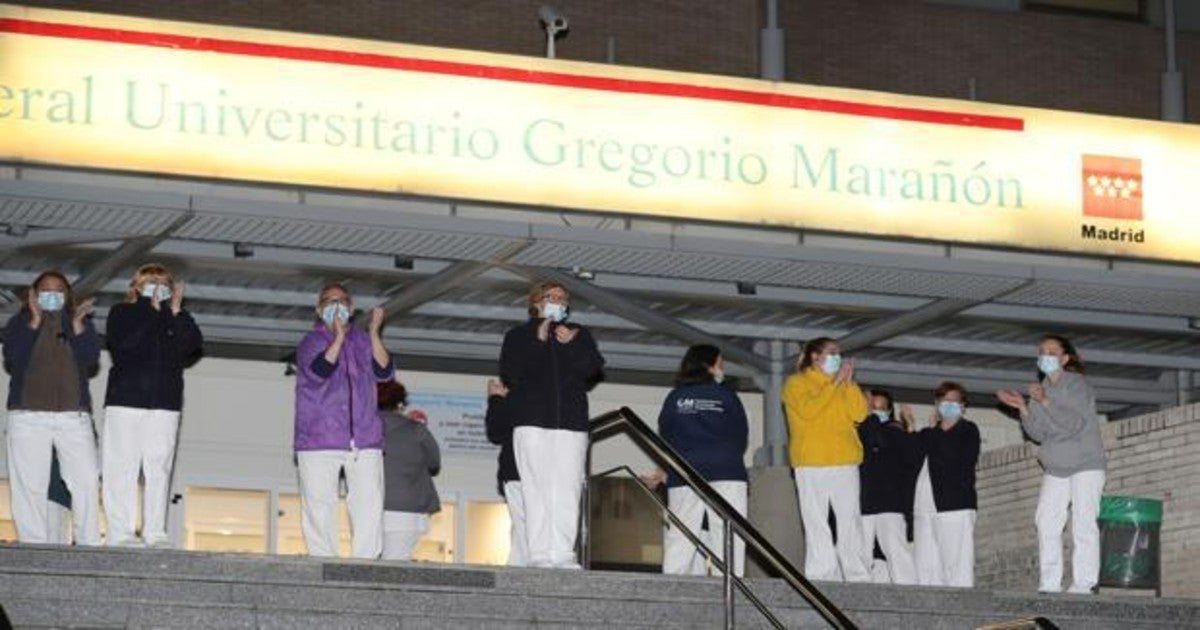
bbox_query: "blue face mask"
[1038,354,1062,375]
[542,301,568,323]
[820,353,842,375]
[141,283,171,302]
[321,303,350,327]
[36,291,65,312]
[938,401,963,421]
[872,410,891,423]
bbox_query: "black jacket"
[3,308,100,411]
[858,417,923,515]
[498,318,604,433]
[919,419,981,512]
[484,393,519,493]
[104,298,203,411]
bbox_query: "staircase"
[1,544,1197,629]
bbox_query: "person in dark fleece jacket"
[498,280,604,569]
[857,389,922,585]
[102,263,201,548]
[484,378,525,566]
[653,344,748,577]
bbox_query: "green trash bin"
[1097,496,1162,594]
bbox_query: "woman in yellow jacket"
[783,337,871,582]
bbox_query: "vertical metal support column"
[760,0,785,81]
[1162,0,1186,121]
[753,339,788,467]
[1178,369,1193,406]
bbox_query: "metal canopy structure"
[1,166,1197,422]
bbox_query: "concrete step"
[0,544,1196,629]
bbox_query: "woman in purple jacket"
[293,284,394,558]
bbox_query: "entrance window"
[184,487,269,553]
[276,492,354,556]
[0,479,15,542]
[412,503,456,562]
[463,500,511,566]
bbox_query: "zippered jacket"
[498,318,605,433]
[3,308,100,410]
[657,381,748,488]
[294,324,394,451]
[104,298,202,411]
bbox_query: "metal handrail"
[590,465,786,630]
[586,406,858,630]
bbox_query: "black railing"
[585,407,858,630]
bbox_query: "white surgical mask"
[36,291,65,312]
[938,401,963,421]
[872,410,891,423]
[820,353,842,375]
[1038,354,1062,375]
[321,303,350,327]
[712,370,725,385]
[542,301,568,322]
[141,283,171,301]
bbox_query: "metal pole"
[1162,0,1186,121]
[760,0,785,80]
[724,524,735,630]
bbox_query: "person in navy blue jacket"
[484,378,526,566]
[3,270,101,545]
[652,344,749,576]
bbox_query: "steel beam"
[376,240,530,321]
[70,213,192,299]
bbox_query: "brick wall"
[975,403,1200,597]
[13,0,1200,122]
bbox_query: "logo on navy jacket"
[676,397,724,414]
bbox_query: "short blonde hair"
[126,263,173,303]
[527,281,568,317]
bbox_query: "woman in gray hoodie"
[997,335,1106,594]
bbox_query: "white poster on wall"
[407,392,496,457]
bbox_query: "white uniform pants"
[513,426,588,569]
[46,500,73,544]
[504,480,529,567]
[382,511,429,561]
[933,509,976,587]
[794,465,870,582]
[1035,470,1106,593]
[6,411,101,545]
[861,512,916,585]
[913,460,943,586]
[297,449,384,559]
[662,481,748,577]
[102,407,179,547]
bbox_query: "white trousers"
[794,466,870,582]
[504,480,529,567]
[913,460,943,586]
[297,449,384,559]
[513,426,588,569]
[662,481,748,577]
[861,512,916,585]
[1035,470,1106,593]
[46,500,73,544]
[6,411,101,545]
[382,511,429,561]
[102,407,180,547]
[932,509,976,587]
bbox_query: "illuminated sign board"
[1,4,1197,262]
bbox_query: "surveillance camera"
[539,5,568,34]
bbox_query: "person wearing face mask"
[997,335,1106,594]
[293,284,394,558]
[856,389,921,585]
[914,381,980,588]
[498,281,605,569]
[3,270,101,545]
[782,337,870,582]
[103,263,202,547]
[651,345,749,576]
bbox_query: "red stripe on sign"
[0,17,1025,131]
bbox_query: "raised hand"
[537,317,552,342]
[72,297,96,334]
[487,378,509,398]
[332,311,348,339]
[899,404,916,430]
[368,307,385,336]
[554,325,578,344]
[169,280,185,315]
[1028,383,1047,405]
[996,389,1028,416]
[27,285,42,329]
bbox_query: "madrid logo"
[1080,154,1144,243]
